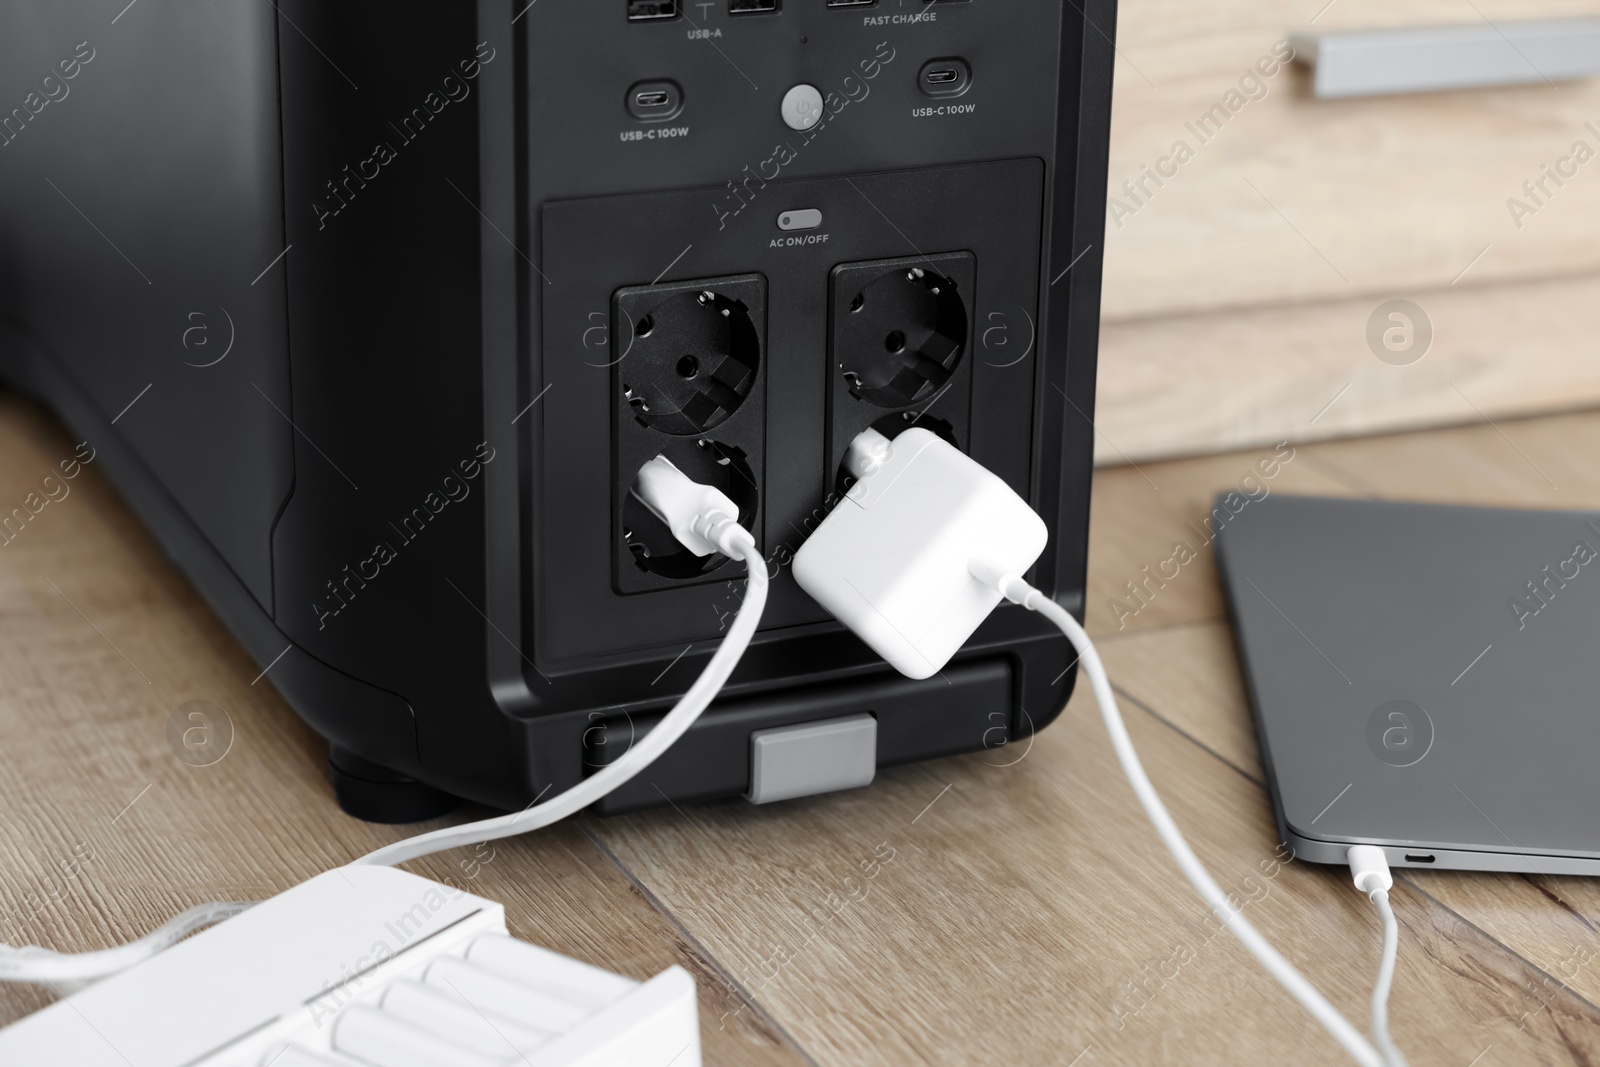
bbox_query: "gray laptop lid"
[1215,495,1600,870]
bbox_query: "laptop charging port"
[626,80,684,122]
[918,58,971,97]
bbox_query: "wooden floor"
[3,392,1600,1065]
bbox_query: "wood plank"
[1301,405,1600,509]
[1084,408,1600,638]
[1095,273,1600,464]
[1084,439,1365,636]
[1100,620,1261,774]
[0,394,807,1066]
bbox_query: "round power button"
[781,84,825,131]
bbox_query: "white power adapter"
[0,866,700,1067]
[793,427,1048,679]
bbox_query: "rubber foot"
[329,747,459,824]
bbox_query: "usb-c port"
[729,0,779,12]
[918,57,971,97]
[626,80,684,122]
[1404,853,1436,863]
[826,0,875,6]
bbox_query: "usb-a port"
[627,0,679,21]
[729,0,779,13]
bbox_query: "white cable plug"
[843,426,892,481]
[631,455,747,558]
[1347,845,1392,896]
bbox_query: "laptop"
[1215,494,1600,874]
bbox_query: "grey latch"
[746,714,876,805]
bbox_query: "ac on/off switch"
[777,208,822,231]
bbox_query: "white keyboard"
[0,866,701,1067]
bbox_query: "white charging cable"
[977,567,1407,1067]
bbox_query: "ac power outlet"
[611,273,768,593]
[827,251,976,494]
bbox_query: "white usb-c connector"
[1348,844,1393,896]
[967,557,1032,607]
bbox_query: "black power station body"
[0,2,1115,820]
